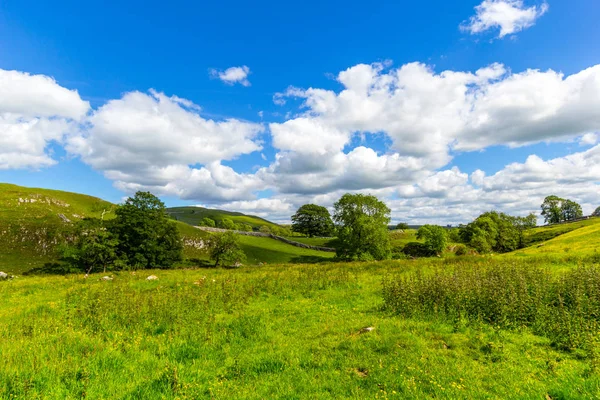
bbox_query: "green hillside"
[0,184,333,274]
[0,183,117,273]
[166,206,280,229]
[514,217,600,256]
[522,217,600,247]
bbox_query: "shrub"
[453,244,468,256]
[383,263,600,351]
[401,242,436,258]
[207,231,246,267]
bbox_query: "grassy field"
[166,206,280,230]
[2,256,600,399]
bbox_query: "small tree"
[416,225,448,255]
[61,219,119,274]
[201,217,216,227]
[291,204,334,237]
[333,193,391,261]
[396,222,410,231]
[220,218,236,230]
[110,191,182,269]
[207,231,246,267]
[593,207,600,217]
[541,195,563,224]
[259,225,271,234]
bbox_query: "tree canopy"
[207,231,246,267]
[291,204,334,237]
[333,193,391,261]
[459,211,535,253]
[593,206,600,217]
[417,225,448,255]
[110,191,183,268]
[541,196,583,224]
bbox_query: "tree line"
[61,190,596,273]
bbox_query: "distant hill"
[0,184,332,273]
[166,206,280,229]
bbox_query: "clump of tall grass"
[382,263,600,351]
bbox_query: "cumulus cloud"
[210,65,251,86]
[66,90,264,201]
[0,69,89,169]
[461,0,549,38]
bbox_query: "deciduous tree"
[291,204,334,237]
[333,193,391,261]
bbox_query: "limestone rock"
[146,275,158,281]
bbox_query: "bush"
[383,263,600,351]
[453,244,469,256]
[207,231,246,267]
[401,242,436,258]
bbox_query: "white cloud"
[219,198,294,221]
[461,0,548,38]
[66,90,264,201]
[579,133,599,146]
[210,65,251,86]
[0,69,89,169]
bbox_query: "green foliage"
[333,193,391,261]
[459,211,525,253]
[291,204,334,237]
[258,225,271,234]
[416,225,448,255]
[207,231,246,267]
[383,263,600,351]
[4,258,600,398]
[220,218,236,230]
[541,195,583,224]
[60,219,119,273]
[165,206,279,230]
[237,223,253,232]
[593,206,600,217]
[401,242,436,257]
[200,217,216,227]
[561,199,583,221]
[396,222,410,230]
[111,192,183,269]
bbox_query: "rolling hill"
[0,184,333,274]
[514,217,600,256]
[166,206,280,229]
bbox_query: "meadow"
[2,256,600,399]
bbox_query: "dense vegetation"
[2,256,600,398]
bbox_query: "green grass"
[166,206,280,229]
[2,257,600,398]
[0,184,335,274]
[282,236,340,248]
[389,229,420,249]
[0,183,116,274]
[523,217,600,247]
[514,220,600,256]
[237,235,335,264]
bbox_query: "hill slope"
[0,183,117,273]
[514,217,600,256]
[166,206,280,229]
[0,184,332,273]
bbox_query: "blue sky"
[1,0,599,224]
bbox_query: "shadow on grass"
[289,255,333,264]
[24,262,82,276]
